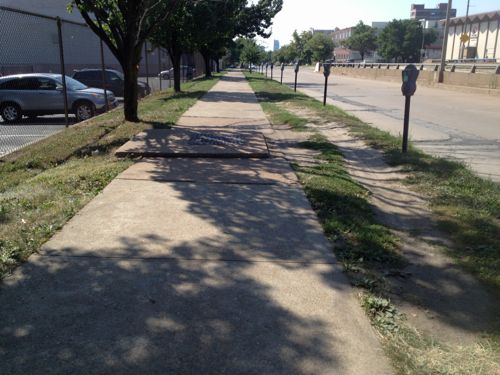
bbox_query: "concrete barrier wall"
[330,67,499,90]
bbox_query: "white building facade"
[445,10,500,60]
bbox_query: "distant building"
[273,40,280,51]
[371,22,388,34]
[332,24,386,62]
[444,10,500,60]
[410,3,456,21]
[312,29,335,37]
[332,27,353,45]
[411,4,456,61]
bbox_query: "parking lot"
[0,78,171,158]
[0,115,73,157]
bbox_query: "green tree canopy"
[290,30,313,64]
[186,0,282,77]
[307,33,335,62]
[239,39,266,71]
[272,44,298,63]
[377,19,425,63]
[70,0,180,121]
[345,21,377,61]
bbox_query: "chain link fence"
[0,6,205,157]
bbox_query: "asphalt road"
[277,67,500,182]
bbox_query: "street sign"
[460,33,470,43]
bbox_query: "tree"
[345,21,377,61]
[70,0,180,122]
[291,30,313,64]
[306,33,335,62]
[377,19,425,63]
[150,2,195,93]
[239,39,265,71]
[272,44,297,63]
[188,0,282,78]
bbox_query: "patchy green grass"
[245,71,500,375]
[296,134,402,272]
[260,102,308,130]
[245,71,500,292]
[0,76,220,277]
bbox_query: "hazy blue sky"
[260,0,500,49]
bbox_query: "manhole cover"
[188,132,245,146]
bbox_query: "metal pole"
[438,0,452,83]
[56,17,69,127]
[294,71,298,92]
[461,0,470,59]
[323,75,329,106]
[158,48,162,91]
[402,96,411,152]
[99,38,109,112]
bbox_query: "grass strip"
[245,72,500,291]
[0,75,220,277]
[245,71,500,375]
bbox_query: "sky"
[259,0,500,50]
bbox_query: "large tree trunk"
[167,43,182,93]
[167,33,182,93]
[201,49,212,78]
[172,53,182,92]
[215,59,220,73]
[122,57,140,122]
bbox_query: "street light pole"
[438,0,453,83]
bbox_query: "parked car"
[158,65,196,80]
[0,73,117,123]
[72,69,150,98]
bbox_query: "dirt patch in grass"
[0,76,220,277]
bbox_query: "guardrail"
[330,63,500,74]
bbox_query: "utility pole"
[460,0,471,59]
[438,0,453,83]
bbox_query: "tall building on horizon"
[273,40,280,51]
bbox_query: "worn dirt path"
[270,103,498,346]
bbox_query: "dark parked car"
[0,73,116,123]
[72,69,150,98]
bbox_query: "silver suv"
[0,73,117,123]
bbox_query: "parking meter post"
[323,76,328,105]
[401,64,419,153]
[56,17,69,127]
[402,96,411,152]
[99,38,109,112]
[294,62,300,92]
[322,63,331,106]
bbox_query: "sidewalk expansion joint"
[36,253,336,265]
[114,177,298,186]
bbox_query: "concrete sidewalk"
[0,72,393,374]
